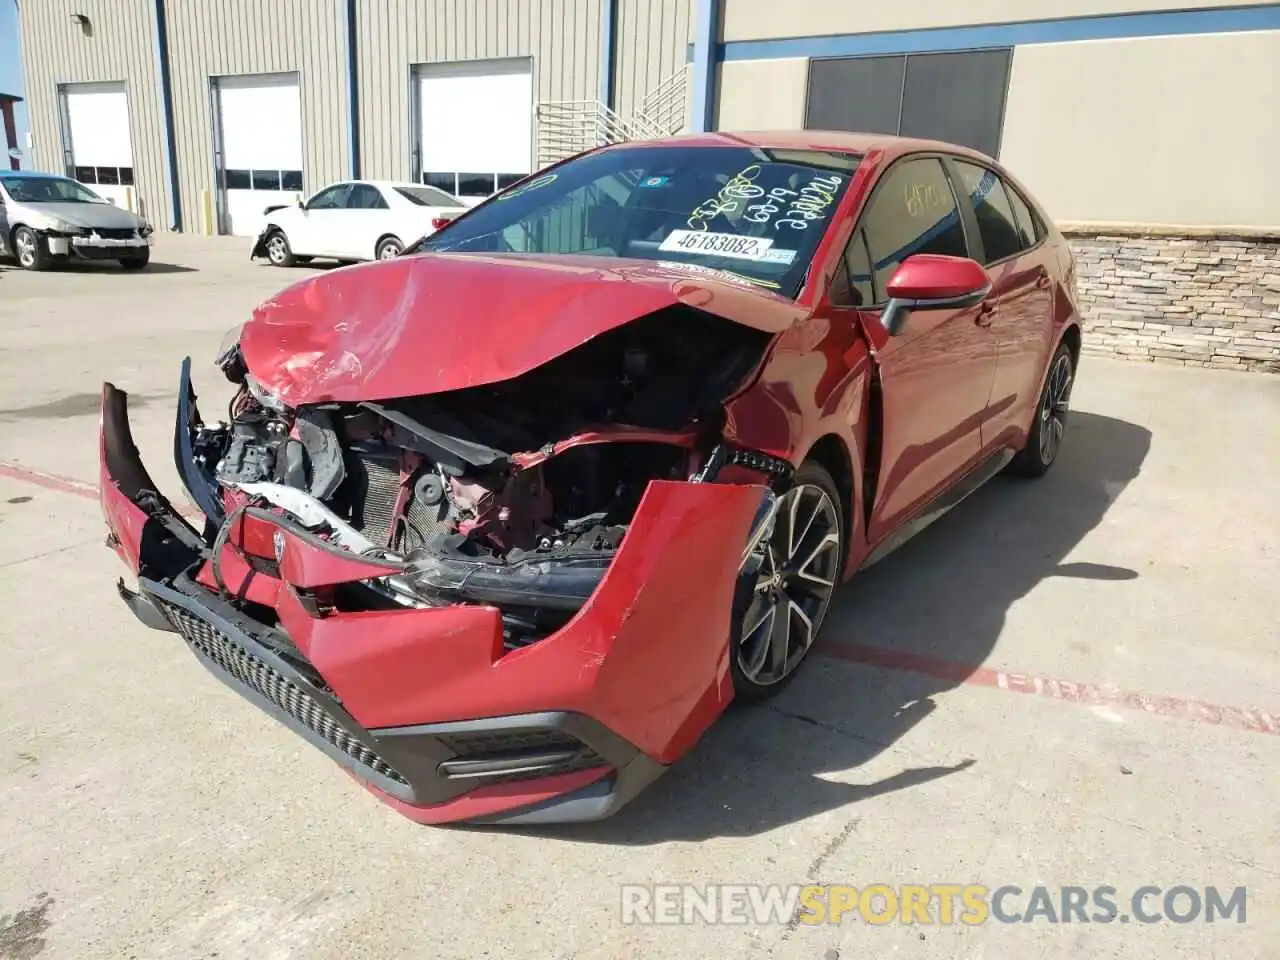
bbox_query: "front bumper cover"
[98,376,767,825]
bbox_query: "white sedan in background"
[250,180,465,267]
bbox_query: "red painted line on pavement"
[819,641,1280,737]
[0,459,203,518]
[0,460,97,499]
[4,457,1275,737]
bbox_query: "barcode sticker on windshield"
[761,248,797,264]
[659,230,775,261]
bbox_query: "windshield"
[395,185,464,208]
[0,175,105,204]
[410,145,860,297]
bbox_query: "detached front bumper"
[99,380,766,825]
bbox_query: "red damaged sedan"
[99,132,1081,825]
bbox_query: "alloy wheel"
[378,241,402,259]
[267,234,289,265]
[1038,353,1073,466]
[736,483,842,687]
[15,230,36,267]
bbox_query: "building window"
[422,171,530,200]
[221,169,304,191]
[805,48,1013,158]
[72,165,135,187]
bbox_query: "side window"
[829,230,874,308]
[953,160,1023,264]
[307,184,349,210]
[860,157,968,301]
[1003,181,1041,250]
[349,184,389,210]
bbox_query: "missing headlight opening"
[192,306,780,649]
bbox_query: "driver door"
[295,183,352,257]
[843,156,998,545]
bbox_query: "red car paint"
[242,253,804,407]
[99,131,1081,825]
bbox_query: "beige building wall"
[356,0,604,181]
[165,0,350,231]
[722,0,1279,43]
[613,0,692,120]
[1001,31,1280,228]
[714,59,809,130]
[15,0,169,225]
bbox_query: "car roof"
[606,130,996,164]
[0,171,69,180]
[361,180,446,190]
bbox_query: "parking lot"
[1,235,1278,959]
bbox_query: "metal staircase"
[535,68,688,168]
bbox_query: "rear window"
[395,185,463,208]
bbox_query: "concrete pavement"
[1,236,1277,959]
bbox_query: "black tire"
[729,461,845,704]
[375,236,403,260]
[1009,341,1075,479]
[264,229,296,267]
[12,226,50,271]
[118,249,151,271]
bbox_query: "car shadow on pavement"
[509,410,1152,843]
[57,260,198,275]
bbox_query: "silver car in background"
[0,171,155,271]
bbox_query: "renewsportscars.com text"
[620,884,1247,926]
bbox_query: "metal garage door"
[60,82,137,210]
[806,50,1013,158]
[212,73,303,237]
[413,58,533,206]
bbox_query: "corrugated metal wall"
[613,0,692,119]
[16,0,699,231]
[164,0,349,231]
[15,0,169,225]
[356,0,604,180]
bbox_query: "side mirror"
[880,254,991,337]
[106,197,117,206]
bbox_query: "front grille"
[159,601,408,785]
[91,227,137,240]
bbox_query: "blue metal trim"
[345,0,360,178]
[720,4,1280,61]
[600,0,618,109]
[690,0,719,131]
[152,0,181,229]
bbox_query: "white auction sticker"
[659,229,775,261]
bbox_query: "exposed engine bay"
[185,306,791,648]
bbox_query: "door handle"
[975,303,996,328]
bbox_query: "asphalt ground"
[1,236,1277,959]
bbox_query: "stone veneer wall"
[1067,232,1280,373]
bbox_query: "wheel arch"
[375,233,402,256]
[1059,322,1082,369]
[802,432,857,569]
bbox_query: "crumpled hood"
[23,201,146,230]
[239,253,808,406]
